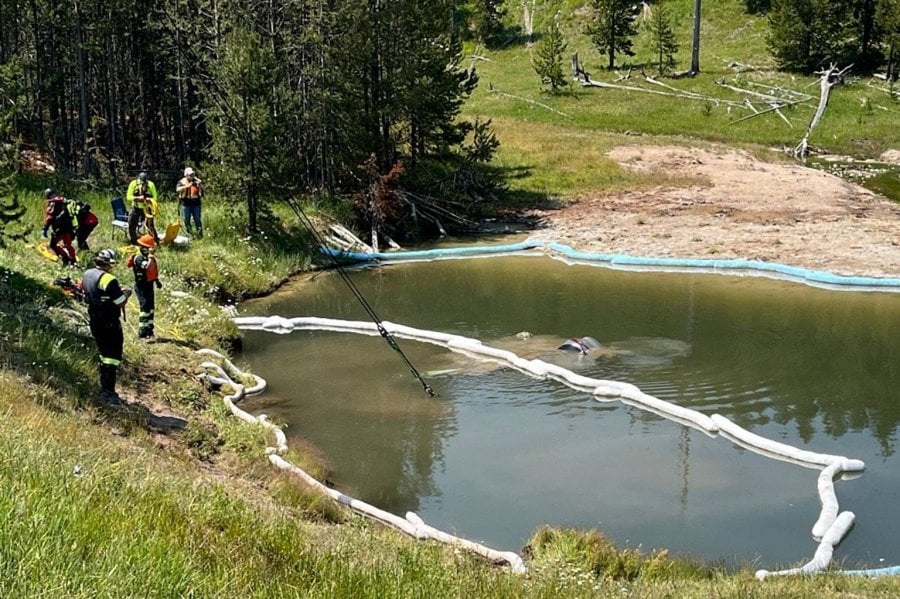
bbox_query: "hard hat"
[138,171,148,182]
[184,167,194,176]
[137,234,156,248]
[95,248,118,266]
[44,188,55,198]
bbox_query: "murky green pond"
[240,254,900,568]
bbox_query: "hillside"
[462,0,899,200]
[458,0,900,279]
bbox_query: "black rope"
[286,198,434,397]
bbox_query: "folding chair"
[110,197,131,236]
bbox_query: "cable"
[286,198,435,397]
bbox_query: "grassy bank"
[463,0,900,201]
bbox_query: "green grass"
[462,0,900,200]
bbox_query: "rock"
[879,149,900,165]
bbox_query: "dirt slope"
[531,145,900,279]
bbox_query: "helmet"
[137,234,156,248]
[138,171,148,182]
[95,249,118,267]
[44,188,55,199]
[183,167,194,177]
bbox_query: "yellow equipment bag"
[160,221,181,246]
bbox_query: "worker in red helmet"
[41,188,77,265]
[131,234,162,339]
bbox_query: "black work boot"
[99,364,124,406]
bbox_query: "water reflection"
[241,256,900,565]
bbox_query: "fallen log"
[571,52,746,108]
[487,88,573,119]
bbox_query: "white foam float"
[233,317,869,577]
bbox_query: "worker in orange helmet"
[130,234,163,339]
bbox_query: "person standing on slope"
[126,171,159,245]
[176,166,204,238]
[82,249,132,405]
[130,234,162,339]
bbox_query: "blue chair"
[110,196,130,235]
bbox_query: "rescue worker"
[126,171,159,245]
[70,199,98,250]
[41,188,77,265]
[82,249,132,405]
[130,234,162,339]
[176,166,204,238]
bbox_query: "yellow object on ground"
[38,242,59,262]
[160,221,181,246]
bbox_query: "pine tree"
[470,0,507,47]
[877,0,900,84]
[649,3,679,76]
[745,0,772,13]
[0,59,27,247]
[205,26,290,234]
[533,15,569,93]
[767,0,854,72]
[585,0,639,69]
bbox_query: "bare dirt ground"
[530,145,900,279]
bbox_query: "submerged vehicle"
[557,336,602,354]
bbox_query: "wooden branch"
[794,64,852,159]
[717,80,784,103]
[867,79,900,98]
[487,89,573,119]
[330,223,375,253]
[729,97,806,124]
[746,81,813,102]
[644,75,710,101]
[571,53,745,107]
[614,67,633,81]
[772,104,792,127]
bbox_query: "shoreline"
[527,145,900,280]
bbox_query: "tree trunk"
[608,13,615,69]
[74,1,92,176]
[105,11,118,180]
[795,64,848,159]
[690,0,701,74]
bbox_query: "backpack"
[72,201,98,228]
[51,200,74,232]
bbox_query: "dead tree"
[523,0,535,48]
[794,64,852,159]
